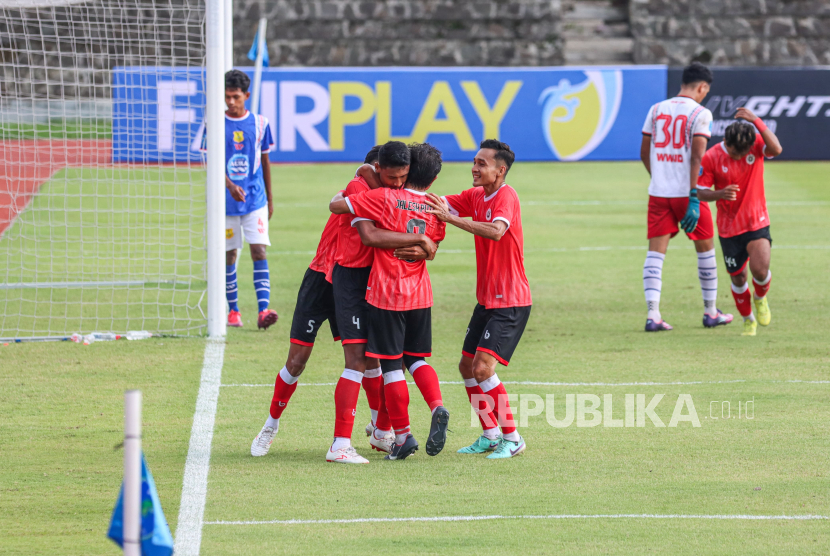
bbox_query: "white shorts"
[226,206,270,251]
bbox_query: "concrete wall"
[232,0,564,66]
[630,0,830,65]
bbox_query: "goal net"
[0,0,208,340]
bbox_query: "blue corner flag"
[108,453,174,556]
[247,28,270,67]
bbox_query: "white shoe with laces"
[326,445,370,464]
[369,430,395,453]
[365,421,375,437]
[251,425,277,457]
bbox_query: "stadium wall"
[631,0,830,66]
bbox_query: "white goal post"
[0,0,228,340]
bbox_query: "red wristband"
[753,118,767,133]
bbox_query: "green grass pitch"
[1,160,829,554]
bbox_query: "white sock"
[643,251,665,321]
[331,437,350,451]
[503,431,521,442]
[370,409,378,426]
[482,427,500,440]
[395,433,408,444]
[697,249,718,317]
[372,428,391,439]
[265,416,279,431]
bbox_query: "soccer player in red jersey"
[328,142,441,463]
[330,142,449,460]
[423,139,530,459]
[698,107,783,336]
[250,146,429,461]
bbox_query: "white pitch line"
[205,513,828,526]
[220,379,828,388]
[174,338,225,556]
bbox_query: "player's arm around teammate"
[425,140,530,459]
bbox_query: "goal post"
[0,0,227,340]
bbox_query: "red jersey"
[307,208,341,283]
[334,176,374,268]
[698,135,771,238]
[443,184,532,309]
[347,187,446,312]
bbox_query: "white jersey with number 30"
[642,96,713,198]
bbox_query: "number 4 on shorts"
[353,316,360,330]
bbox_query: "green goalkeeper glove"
[680,189,700,234]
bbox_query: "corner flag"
[247,27,269,67]
[108,453,174,556]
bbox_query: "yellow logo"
[538,70,622,161]
[233,131,244,143]
[225,228,234,239]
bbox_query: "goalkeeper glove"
[680,189,700,234]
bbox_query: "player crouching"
[698,108,782,336]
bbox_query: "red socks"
[731,282,753,317]
[375,380,392,431]
[270,367,299,419]
[479,374,517,435]
[333,369,362,438]
[753,271,771,299]
[464,378,497,429]
[409,361,443,411]
[382,370,410,432]
[362,367,382,417]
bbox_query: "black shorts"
[366,306,432,360]
[332,264,371,344]
[719,226,772,276]
[289,268,340,346]
[462,304,531,366]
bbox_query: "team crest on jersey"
[538,69,622,161]
[233,131,244,143]
[722,165,728,173]
[486,208,492,221]
[746,154,755,165]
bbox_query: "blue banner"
[113,66,667,163]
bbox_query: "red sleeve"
[490,189,517,230]
[444,188,474,218]
[348,187,387,223]
[697,151,716,189]
[753,133,770,158]
[432,221,447,243]
[344,176,369,197]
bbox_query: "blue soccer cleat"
[385,434,419,460]
[645,319,673,332]
[703,309,733,328]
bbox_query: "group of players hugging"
[218,60,781,463]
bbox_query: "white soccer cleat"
[369,430,395,454]
[365,421,375,437]
[251,425,277,457]
[326,445,369,464]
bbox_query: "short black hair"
[225,69,250,93]
[407,143,442,189]
[724,121,756,153]
[479,139,515,174]
[682,62,713,85]
[378,140,410,168]
[363,145,381,165]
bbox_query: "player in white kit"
[639,62,732,332]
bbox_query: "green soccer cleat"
[742,318,758,337]
[486,436,526,459]
[754,296,771,326]
[457,435,500,454]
